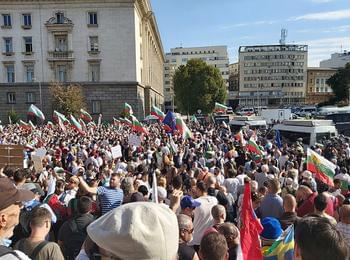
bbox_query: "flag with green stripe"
[307,148,336,186]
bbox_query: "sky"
[150,0,350,66]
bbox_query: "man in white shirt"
[189,181,217,250]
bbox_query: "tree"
[50,82,86,117]
[326,63,350,104]
[173,59,227,114]
[7,109,20,124]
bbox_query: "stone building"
[238,44,308,107]
[305,67,337,105]
[228,62,239,108]
[0,0,164,122]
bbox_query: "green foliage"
[50,82,86,117]
[326,63,350,103]
[7,109,20,124]
[173,59,227,114]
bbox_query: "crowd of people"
[0,119,349,260]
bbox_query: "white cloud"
[296,37,350,66]
[290,9,350,21]
[310,0,335,3]
[296,25,350,34]
[219,20,277,30]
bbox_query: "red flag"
[240,182,263,260]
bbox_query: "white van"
[229,116,267,132]
[273,119,337,146]
[298,106,317,117]
[237,107,254,116]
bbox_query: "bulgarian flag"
[19,120,32,131]
[70,115,85,135]
[87,121,97,129]
[131,115,148,135]
[53,110,69,124]
[151,105,165,121]
[176,117,193,139]
[307,148,336,186]
[113,117,120,125]
[235,129,247,146]
[80,108,92,122]
[47,121,54,129]
[214,102,228,113]
[124,102,133,116]
[27,104,45,121]
[120,117,132,126]
[246,138,264,156]
[191,115,198,123]
[28,121,36,129]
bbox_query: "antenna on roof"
[279,29,288,45]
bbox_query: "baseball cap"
[180,195,201,209]
[87,202,179,259]
[0,178,35,211]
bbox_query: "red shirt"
[297,192,317,217]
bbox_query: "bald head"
[283,194,297,212]
[211,204,226,224]
[340,205,350,224]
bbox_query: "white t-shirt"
[189,195,218,246]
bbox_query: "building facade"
[238,44,308,107]
[305,67,336,105]
[320,51,350,69]
[228,62,239,108]
[0,0,164,122]
[164,46,229,111]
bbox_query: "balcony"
[47,51,74,62]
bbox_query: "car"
[236,107,254,116]
[226,106,233,114]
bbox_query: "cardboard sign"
[128,134,142,147]
[35,148,47,158]
[32,155,43,172]
[111,145,122,159]
[0,145,25,169]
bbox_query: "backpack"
[0,245,20,259]
[17,239,49,259]
[63,218,88,260]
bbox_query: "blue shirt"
[97,186,124,215]
[260,193,284,219]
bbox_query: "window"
[55,35,68,52]
[22,14,32,27]
[88,12,98,25]
[2,14,11,27]
[92,100,101,114]
[26,92,35,103]
[4,38,13,54]
[24,64,34,82]
[56,12,64,24]
[56,65,67,82]
[89,36,99,51]
[6,64,15,83]
[24,37,33,53]
[7,92,16,103]
[89,63,100,82]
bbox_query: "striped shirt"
[336,222,350,246]
[97,186,124,215]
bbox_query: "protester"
[14,207,64,260]
[177,214,199,260]
[295,217,350,260]
[199,232,228,260]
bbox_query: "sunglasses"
[181,228,194,234]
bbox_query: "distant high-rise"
[164,46,229,111]
[320,51,350,69]
[238,44,308,107]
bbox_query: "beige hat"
[87,202,179,259]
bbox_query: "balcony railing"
[47,51,74,61]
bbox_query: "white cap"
[87,202,179,259]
